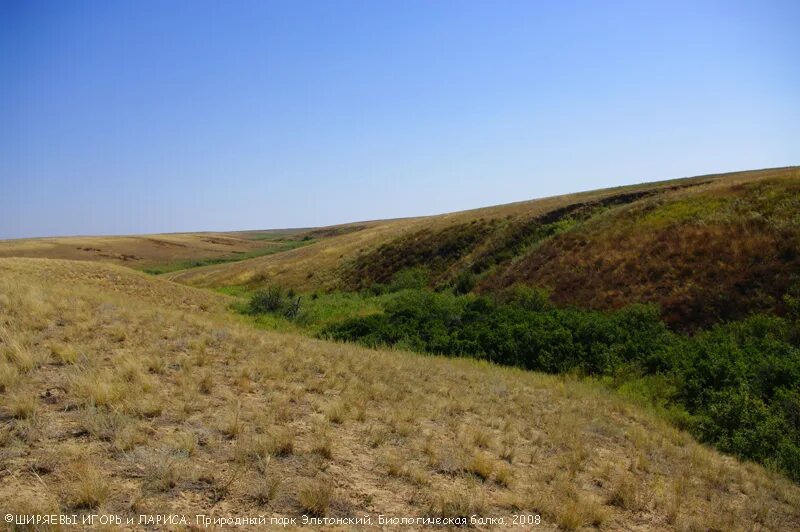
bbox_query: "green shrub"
[453,271,476,295]
[387,267,430,292]
[249,287,286,314]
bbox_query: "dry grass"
[7,389,38,420]
[0,231,292,269]
[68,463,110,509]
[297,478,333,517]
[0,257,798,529]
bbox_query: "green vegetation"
[140,239,315,275]
[239,269,800,482]
[224,173,800,484]
[318,286,800,481]
[343,219,500,289]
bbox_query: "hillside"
[166,166,800,329]
[2,258,799,530]
[0,229,311,275]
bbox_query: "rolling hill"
[166,166,800,330]
[0,229,313,275]
[1,257,799,529]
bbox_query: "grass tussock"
[8,390,38,420]
[297,478,333,517]
[68,463,110,509]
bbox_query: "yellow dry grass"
[0,232,281,269]
[0,257,798,530]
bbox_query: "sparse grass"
[249,462,281,504]
[269,427,295,457]
[71,371,123,408]
[427,484,486,520]
[608,471,651,512]
[310,427,333,459]
[198,370,214,394]
[1,255,799,529]
[466,452,495,482]
[143,453,182,493]
[169,430,198,457]
[555,496,609,530]
[3,338,40,373]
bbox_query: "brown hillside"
[0,230,306,271]
[481,168,800,328]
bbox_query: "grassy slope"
[166,166,799,329]
[160,176,708,290]
[481,167,800,328]
[0,230,309,273]
[1,258,799,530]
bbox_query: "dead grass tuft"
[0,360,18,392]
[68,463,110,509]
[8,390,38,419]
[297,478,333,517]
[427,484,486,519]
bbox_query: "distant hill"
[0,229,314,274]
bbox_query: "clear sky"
[1,0,798,239]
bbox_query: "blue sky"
[1,0,798,238]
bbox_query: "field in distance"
[0,229,317,275]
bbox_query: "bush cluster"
[248,287,301,318]
[323,286,800,481]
